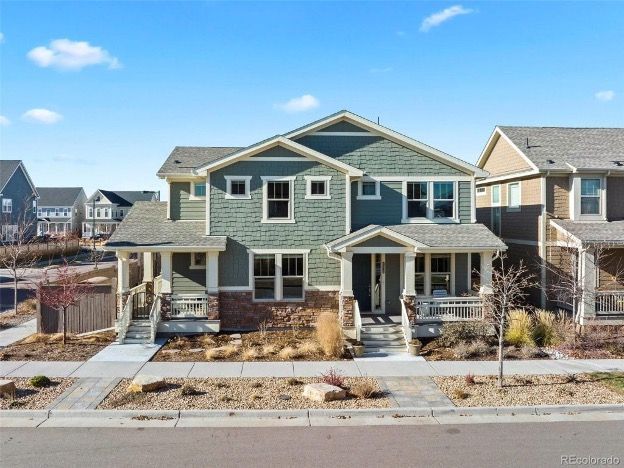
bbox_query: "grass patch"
[591,372,624,395]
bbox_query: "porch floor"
[360,314,401,325]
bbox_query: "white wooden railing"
[171,294,209,317]
[149,275,163,343]
[353,299,362,343]
[416,296,484,321]
[400,299,413,350]
[595,291,624,314]
[117,282,148,344]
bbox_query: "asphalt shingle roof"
[105,201,227,249]
[36,187,84,207]
[498,126,624,171]
[157,147,243,176]
[0,160,22,191]
[94,190,158,207]
[551,219,624,245]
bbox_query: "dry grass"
[297,340,320,355]
[505,309,534,347]
[0,331,114,361]
[350,380,377,399]
[17,298,37,315]
[241,347,261,361]
[315,312,343,358]
[262,344,279,355]
[278,346,302,360]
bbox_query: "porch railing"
[416,296,484,321]
[117,282,144,344]
[353,299,362,343]
[149,275,163,343]
[400,299,412,350]
[595,291,624,314]
[171,294,209,317]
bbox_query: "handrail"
[353,299,362,343]
[117,295,132,344]
[148,275,163,343]
[400,299,412,350]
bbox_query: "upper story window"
[507,182,521,211]
[491,184,501,206]
[55,208,60,216]
[37,209,43,217]
[580,178,601,215]
[32,200,37,214]
[403,181,457,222]
[305,176,331,200]
[433,182,454,218]
[2,198,12,213]
[189,181,206,200]
[63,208,70,216]
[407,182,428,218]
[96,208,101,218]
[261,176,295,223]
[88,208,93,218]
[476,187,486,196]
[225,176,252,199]
[357,178,381,200]
[104,209,109,218]
[119,209,124,217]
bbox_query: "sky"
[1,1,623,200]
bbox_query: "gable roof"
[0,160,39,197]
[158,146,242,177]
[551,219,624,246]
[36,187,84,207]
[478,126,624,173]
[89,190,158,206]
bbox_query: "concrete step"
[360,332,404,339]
[363,346,407,355]
[129,321,150,326]
[127,325,151,331]
[360,326,403,334]
[363,340,405,348]
[123,337,149,344]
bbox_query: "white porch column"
[142,252,154,283]
[479,251,493,295]
[579,247,597,323]
[341,251,354,296]
[206,251,219,294]
[160,251,172,294]
[116,251,130,293]
[403,252,416,297]
[424,253,432,296]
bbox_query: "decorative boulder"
[128,375,166,393]
[0,380,16,398]
[303,383,346,402]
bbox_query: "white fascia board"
[284,111,484,177]
[104,242,228,253]
[328,225,426,252]
[194,136,363,177]
[478,127,540,172]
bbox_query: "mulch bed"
[0,378,74,410]
[0,332,115,361]
[433,373,624,407]
[422,340,550,361]
[98,377,389,410]
[152,330,351,362]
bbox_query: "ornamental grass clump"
[532,310,558,347]
[315,312,343,358]
[505,309,534,347]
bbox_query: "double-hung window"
[2,198,12,213]
[32,200,37,214]
[253,252,306,301]
[431,254,451,294]
[282,255,304,299]
[225,176,252,199]
[407,182,428,218]
[580,178,601,215]
[253,255,276,300]
[433,182,454,218]
[414,255,426,295]
[507,182,521,211]
[262,177,295,223]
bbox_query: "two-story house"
[106,111,505,345]
[476,126,624,326]
[82,189,160,238]
[0,160,39,242]
[36,187,87,236]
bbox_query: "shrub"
[465,373,476,386]
[287,377,302,386]
[200,335,216,347]
[533,310,558,346]
[438,322,491,347]
[453,340,491,359]
[505,309,534,347]
[452,388,469,400]
[180,383,199,396]
[320,367,345,388]
[350,380,377,399]
[315,312,343,358]
[29,375,51,388]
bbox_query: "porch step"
[359,323,407,355]
[360,325,403,334]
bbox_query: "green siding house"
[106,111,505,345]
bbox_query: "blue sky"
[1,1,623,199]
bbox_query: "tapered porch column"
[579,247,597,324]
[339,252,354,327]
[142,252,154,283]
[117,251,130,293]
[479,251,493,295]
[402,252,417,323]
[206,251,220,320]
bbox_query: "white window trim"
[491,184,502,207]
[189,180,207,201]
[401,181,459,224]
[506,182,521,212]
[571,175,606,221]
[304,175,331,200]
[476,187,486,196]
[189,252,207,270]
[357,178,381,200]
[224,175,252,200]
[250,251,308,302]
[2,198,12,213]
[261,176,296,224]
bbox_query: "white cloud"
[0,33,4,44]
[27,39,121,71]
[0,115,10,126]
[595,90,615,102]
[420,5,474,32]
[275,94,320,113]
[370,67,393,74]
[22,108,63,124]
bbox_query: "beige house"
[476,126,624,325]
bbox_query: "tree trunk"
[498,308,506,388]
[13,275,18,316]
[61,307,67,346]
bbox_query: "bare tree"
[38,262,92,345]
[482,254,537,387]
[0,206,40,316]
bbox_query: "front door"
[372,254,385,313]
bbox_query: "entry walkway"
[0,319,36,347]
[1,358,623,378]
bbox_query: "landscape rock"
[229,334,242,340]
[128,375,166,393]
[0,380,16,398]
[302,383,346,402]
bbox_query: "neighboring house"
[0,160,39,242]
[106,110,505,345]
[36,187,87,237]
[476,126,624,325]
[82,190,159,238]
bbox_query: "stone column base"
[160,293,172,320]
[207,293,220,320]
[402,294,417,324]
[340,294,354,327]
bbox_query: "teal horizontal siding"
[172,253,206,294]
[170,182,205,221]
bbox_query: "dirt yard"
[0,378,74,410]
[0,331,114,361]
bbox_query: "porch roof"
[104,201,227,251]
[551,219,624,245]
[38,217,71,223]
[325,223,507,252]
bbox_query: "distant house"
[36,187,87,237]
[82,189,159,238]
[0,160,39,242]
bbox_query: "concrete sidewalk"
[0,319,36,347]
[1,358,623,378]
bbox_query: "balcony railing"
[170,294,208,318]
[415,296,484,321]
[595,291,624,315]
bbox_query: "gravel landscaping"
[0,299,37,330]
[98,377,390,410]
[0,331,115,361]
[152,330,351,362]
[0,378,74,410]
[433,374,624,407]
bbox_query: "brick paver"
[378,376,453,407]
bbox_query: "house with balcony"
[106,111,505,348]
[36,187,87,237]
[0,160,38,242]
[82,189,159,238]
[476,126,624,326]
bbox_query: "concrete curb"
[49,409,180,419]
[179,409,308,419]
[309,408,433,418]
[0,409,50,419]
